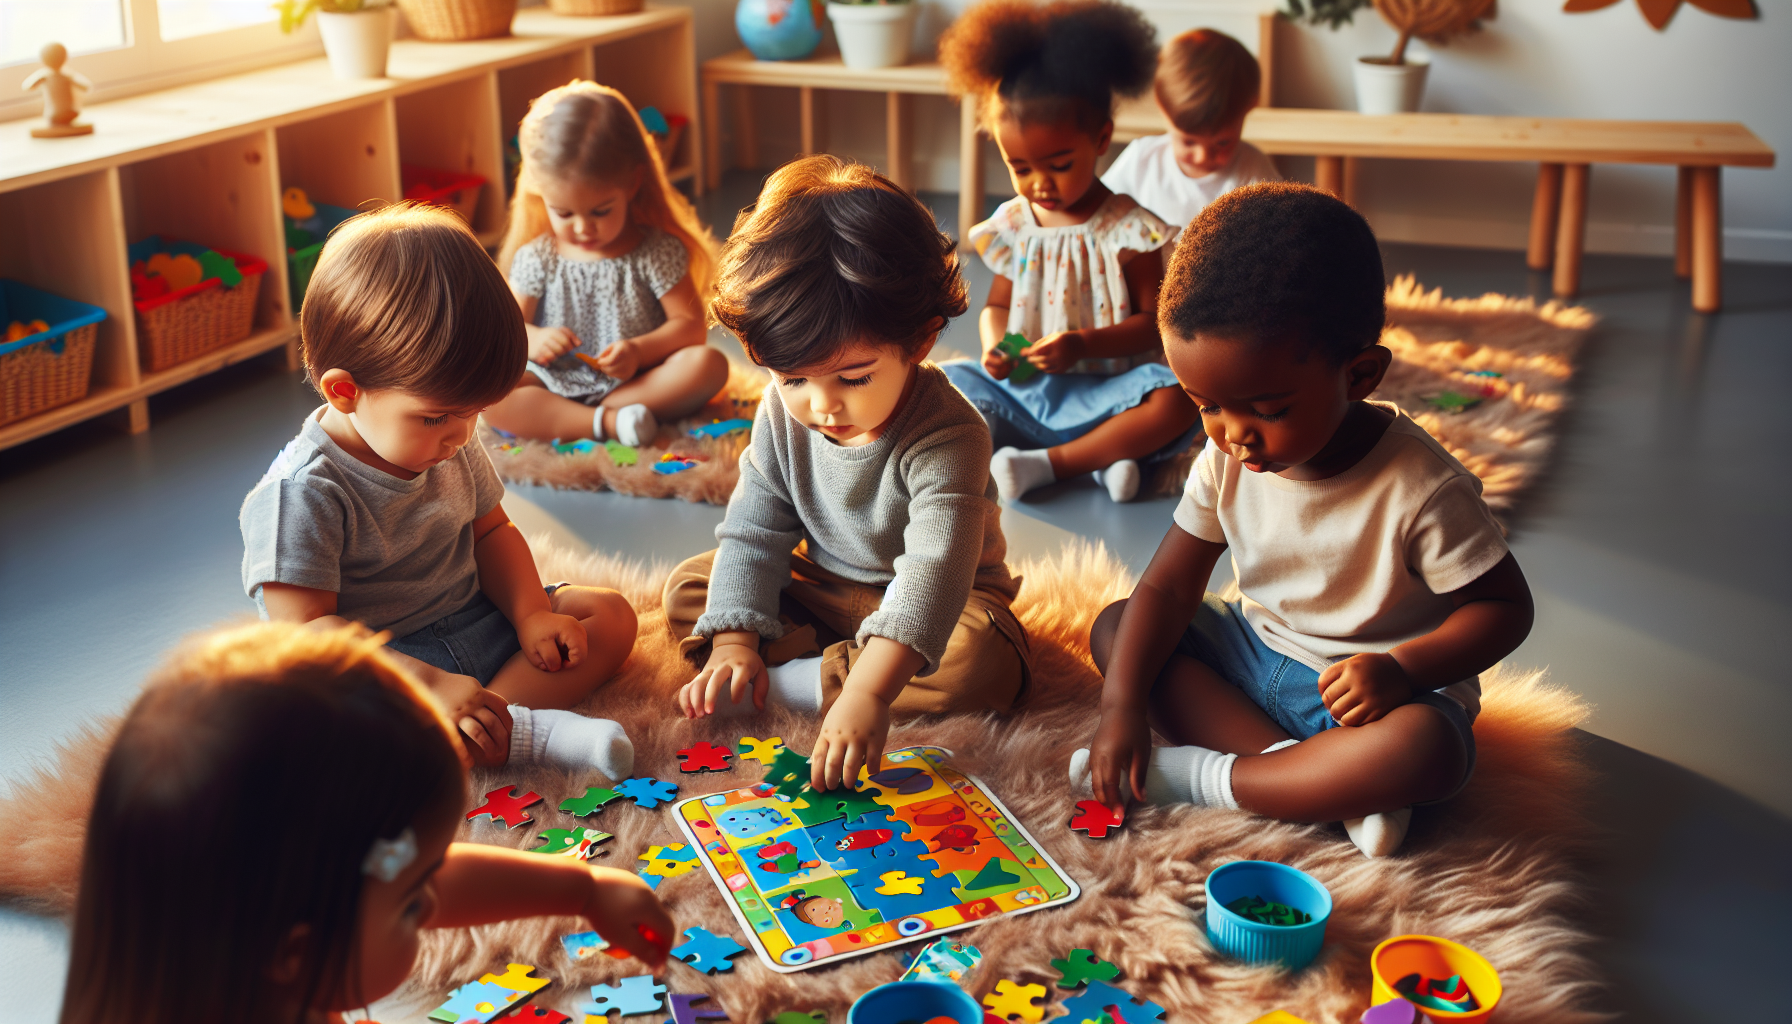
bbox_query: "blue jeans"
[1174,595,1477,802]
[385,584,566,685]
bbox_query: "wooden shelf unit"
[0,5,698,452]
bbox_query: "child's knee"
[556,586,638,646]
[1089,599,1128,672]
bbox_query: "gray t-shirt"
[509,228,689,402]
[240,409,506,638]
[695,364,1018,675]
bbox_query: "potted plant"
[1282,0,1493,114]
[827,0,917,70]
[275,0,395,80]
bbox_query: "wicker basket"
[549,0,643,15]
[0,279,105,427]
[398,0,515,40]
[132,245,267,373]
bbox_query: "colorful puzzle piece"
[467,787,544,829]
[676,741,734,773]
[670,926,748,974]
[561,786,623,817]
[531,828,612,860]
[604,440,638,466]
[761,746,813,798]
[737,735,786,765]
[553,438,599,454]
[1250,1015,1311,1024]
[866,766,933,795]
[615,777,680,809]
[689,418,752,438]
[1359,1000,1416,1024]
[562,930,610,960]
[654,457,699,474]
[981,980,1047,1023]
[429,980,527,1023]
[636,843,700,889]
[899,937,983,983]
[498,1006,570,1024]
[1051,948,1121,989]
[997,332,1038,383]
[1060,981,1164,1024]
[1068,800,1124,839]
[874,870,925,895]
[582,975,666,1016]
[481,964,551,997]
[792,783,884,827]
[768,1014,826,1024]
[665,993,731,1024]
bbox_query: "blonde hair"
[497,82,717,305]
[1155,29,1260,135]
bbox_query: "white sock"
[1344,806,1413,858]
[591,406,607,442]
[507,705,634,781]
[614,404,658,447]
[706,655,824,717]
[990,447,1055,502]
[1094,460,1141,503]
[1068,745,1238,808]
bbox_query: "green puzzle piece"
[997,333,1038,383]
[956,857,1023,898]
[791,784,885,827]
[604,440,638,466]
[559,786,622,817]
[762,746,813,800]
[1051,947,1121,989]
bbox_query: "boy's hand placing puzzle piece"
[992,332,1038,384]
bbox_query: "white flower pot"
[318,7,393,80]
[1353,56,1429,115]
[827,2,917,70]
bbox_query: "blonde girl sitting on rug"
[664,156,1031,793]
[242,205,637,779]
[938,0,1202,504]
[1075,184,1535,858]
[58,622,673,1024]
[485,81,727,448]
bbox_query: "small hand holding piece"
[810,686,891,792]
[527,324,580,365]
[579,867,676,968]
[518,609,586,672]
[982,343,1019,381]
[436,671,514,767]
[1085,705,1152,813]
[679,637,767,718]
[1021,330,1086,375]
[1318,652,1415,727]
[594,339,641,382]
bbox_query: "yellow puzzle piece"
[982,979,1047,1023]
[1248,1013,1310,1024]
[737,735,786,766]
[875,870,925,896]
[479,963,550,996]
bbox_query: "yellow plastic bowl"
[1369,935,1502,1024]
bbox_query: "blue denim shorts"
[1175,594,1477,802]
[386,584,565,685]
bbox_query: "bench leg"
[959,95,983,251]
[799,86,818,156]
[1553,163,1589,298]
[1342,156,1359,207]
[284,333,301,373]
[127,399,150,435]
[1691,165,1722,313]
[886,91,910,190]
[702,78,722,191]
[1315,155,1344,199]
[1528,162,1563,271]
[1674,165,1694,280]
[731,84,758,171]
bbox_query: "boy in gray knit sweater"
[664,157,1031,791]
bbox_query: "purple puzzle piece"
[1361,998,1419,1024]
[665,993,729,1024]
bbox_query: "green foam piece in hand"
[997,332,1038,384]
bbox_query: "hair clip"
[362,827,418,883]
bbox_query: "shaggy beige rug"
[0,540,1604,1024]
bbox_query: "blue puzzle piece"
[663,993,730,1024]
[669,926,748,974]
[1060,980,1165,1024]
[688,418,752,438]
[428,980,525,1023]
[714,805,795,841]
[614,777,680,809]
[846,861,959,920]
[582,975,666,1016]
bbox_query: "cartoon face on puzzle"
[779,890,845,928]
[717,806,792,839]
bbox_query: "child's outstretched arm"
[1020,249,1166,374]
[1318,553,1533,727]
[1088,524,1227,810]
[428,843,674,967]
[593,276,706,382]
[977,275,1020,380]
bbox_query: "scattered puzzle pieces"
[604,440,638,466]
[669,926,747,974]
[614,777,680,809]
[1068,800,1124,839]
[665,993,730,1024]
[467,787,544,829]
[875,870,925,895]
[582,975,666,1017]
[675,741,734,773]
[561,930,609,960]
[689,418,752,438]
[498,1006,570,1024]
[654,453,702,474]
[429,980,526,1023]
[636,843,700,889]
[530,828,612,860]
[736,735,786,765]
[1051,948,1121,989]
[1060,981,1164,1024]
[767,1014,826,1024]
[553,438,599,454]
[560,786,623,818]
[482,964,551,997]
[982,980,1047,1023]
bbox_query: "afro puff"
[940,0,1158,133]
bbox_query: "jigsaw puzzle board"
[674,746,1079,972]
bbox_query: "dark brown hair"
[302,203,524,409]
[712,156,966,372]
[940,0,1157,134]
[1160,182,1385,364]
[1156,29,1260,135]
[59,623,467,1024]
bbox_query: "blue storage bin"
[0,279,107,426]
[1204,860,1333,970]
[848,980,983,1024]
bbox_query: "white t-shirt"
[1173,405,1510,681]
[1102,134,1280,231]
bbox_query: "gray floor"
[1,174,1788,1023]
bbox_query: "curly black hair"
[940,0,1158,133]
[1159,182,1386,364]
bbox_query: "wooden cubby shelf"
[0,5,698,452]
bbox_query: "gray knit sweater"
[695,363,1017,674]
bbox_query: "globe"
[735,0,824,60]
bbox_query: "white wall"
[696,0,1790,261]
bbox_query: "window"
[157,0,277,41]
[1,2,128,65]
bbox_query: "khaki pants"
[663,544,1030,717]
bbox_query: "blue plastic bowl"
[1204,860,1333,969]
[848,980,983,1024]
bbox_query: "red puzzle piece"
[467,786,543,829]
[498,1007,570,1024]
[1068,800,1124,839]
[675,741,733,773]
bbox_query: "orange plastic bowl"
[1369,935,1502,1023]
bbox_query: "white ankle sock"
[1068,745,1239,808]
[507,705,634,781]
[707,655,825,717]
[614,404,657,447]
[1094,460,1141,503]
[991,447,1055,502]
[1344,806,1413,858]
[591,406,607,442]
